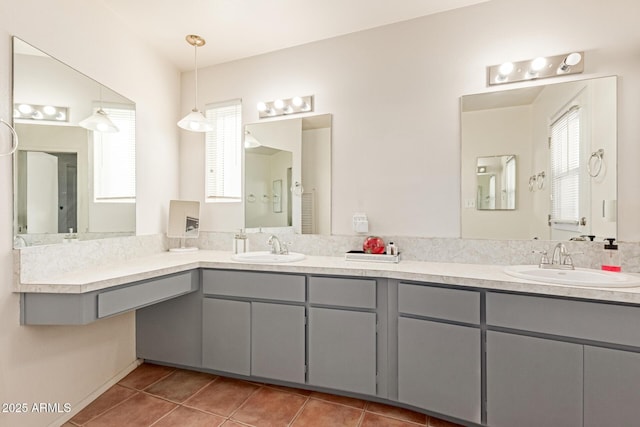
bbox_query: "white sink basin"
[504,265,640,288]
[231,251,306,263]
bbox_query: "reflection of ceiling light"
[13,103,69,122]
[244,130,261,148]
[178,34,213,132]
[488,51,584,85]
[257,95,314,119]
[42,105,57,115]
[79,108,119,132]
[18,104,33,114]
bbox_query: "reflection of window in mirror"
[205,99,242,203]
[549,104,585,233]
[93,104,136,202]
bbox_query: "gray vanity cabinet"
[251,301,306,383]
[396,283,481,423]
[202,298,251,375]
[307,276,378,395]
[583,346,640,427]
[486,331,583,427]
[201,270,306,382]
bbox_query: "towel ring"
[0,118,19,156]
[588,149,604,177]
[528,175,536,192]
[537,171,545,190]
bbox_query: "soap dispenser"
[601,238,621,272]
[233,229,249,254]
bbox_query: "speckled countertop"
[14,250,640,305]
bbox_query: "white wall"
[0,1,180,426]
[180,0,640,240]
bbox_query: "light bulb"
[292,96,304,107]
[564,52,582,66]
[32,111,43,120]
[43,105,57,115]
[56,111,66,121]
[498,62,514,76]
[274,99,285,109]
[18,104,33,115]
[257,102,268,112]
[531,57,547,71]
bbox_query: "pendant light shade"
[79,108,119,133]
[178,108,213,132]
[178,34,213,132]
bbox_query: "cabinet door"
[398,317,480,423]
[486,331,583,427]
[251,302,305,383]
[202,298,250,375]
[308,307,377,395]
[584,346,640,427]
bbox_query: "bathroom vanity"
[15,250,640,427]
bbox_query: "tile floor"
[64,363,464,427]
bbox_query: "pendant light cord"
[193,43,199,110]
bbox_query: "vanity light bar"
[13,103,69,122]
[487,52,584,86]
[257,95,313,119]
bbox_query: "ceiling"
[101,0,489,71]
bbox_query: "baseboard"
[49,358,143,427]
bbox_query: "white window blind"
[550,106,581,224]
[93,105,136,202]
[205,99,242,202]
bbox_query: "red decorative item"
[363,236,385,254]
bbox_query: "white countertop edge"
[14,250,640,304]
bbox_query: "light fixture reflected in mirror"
[488,51,584,86]
[79,108,119,132]
[244,130,261,148]
[178,34,213,132]
[79,86,119,133]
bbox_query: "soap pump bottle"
[233,229,249,254]
[601,238,621,272]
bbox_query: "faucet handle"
[281,241,292,255]
[532,250,550,266]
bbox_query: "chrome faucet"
[268,235,290,255]
[542,242,575,270]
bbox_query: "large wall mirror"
[461,76,617,241]
[12,37,136,247]
[244,114,331,235]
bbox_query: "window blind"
[93,105,136,202]
[205,99,242,202]
[550,106,580,224]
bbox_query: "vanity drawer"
[202,270,305,302]
[487,292,640,347]
[398,283,480,324]
[309,276,376,309]
[98,271,197,318]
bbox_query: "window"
[205,99,242,202]
[93,105,136,202]
[550,105,581,226]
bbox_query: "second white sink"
[504,265,640,288]
[232,251,306,263]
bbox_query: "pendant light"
[79,86,119,133]
[178,34,213,132]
